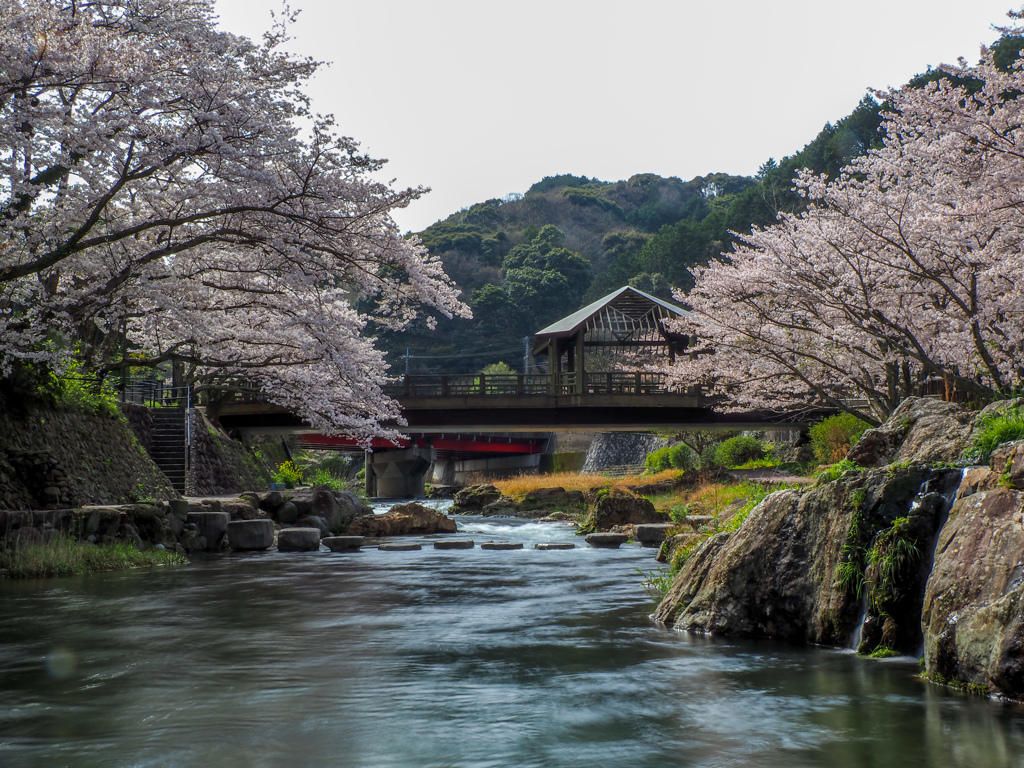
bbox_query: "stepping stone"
[322,536,364,552]
[379,542,422,552]
[277,527,322,552]
[227,519,274,551]
[634,523,676,547]
[535,542,576,550]
[434,540,475,550]
[480,541,524,550]
[585,533,629,548]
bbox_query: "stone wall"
[0,405,177,509]
[187,409,273,496]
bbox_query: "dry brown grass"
[490,469,680,499]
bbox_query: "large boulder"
[347,502,457,536]
[185,511,229,551]
[295,516,329,538]
[921,480,1024,697]
[336,490,370,518]
[989,440,1024,489]
[452,484,502,512]
[259,491,285,513]
[311,489,369,532]
[310,489,341,530]
[847,397,973,467]
[584,488,665,531]
[653,465,956,652]
[275,501,299,525]
[634,523,676,547]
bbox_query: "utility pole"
[523,337,529,374]
[405,347,410,376]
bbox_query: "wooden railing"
[383,372,700,399]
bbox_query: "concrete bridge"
[216,371,816,497]
[214,287,825,497]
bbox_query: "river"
[2,514,1023,767]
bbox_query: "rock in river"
[277,528,321,552]
[347,502,457,537]
[227,519,274,551]
[434,540,475,550]
[323,536,364,552]
[585,533,628,548]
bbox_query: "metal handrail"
[120,378,193,408]
[382,372,689,398]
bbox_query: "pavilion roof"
[533,286,689,344]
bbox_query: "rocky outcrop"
[451,484,502,513]
[346,502,457,537]
[651,396,1024,700]
[480,487,587,518]
[847,397,973,467]
[919,442,1024,698]
[654,464,957,650]
[258,488,371,533]
[583,488,666,531]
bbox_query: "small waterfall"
[850,589,869,650]
[850,467,965,653]
[582,432,667,473]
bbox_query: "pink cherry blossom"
[0,0,468,439]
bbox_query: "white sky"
[215,0,1016,233]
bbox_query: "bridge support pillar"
[365,447,436,499]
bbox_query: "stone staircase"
[149,407,188,494]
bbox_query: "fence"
[383,372,692,398]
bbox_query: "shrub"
[963,407,1024,464]
[309,468,347,491]
[645,444,698,473]
[274,460,303,488]
[713,436,767,468]
[808,413,872,463]
[699,442,720,469]
[480,361,516,376]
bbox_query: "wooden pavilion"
[531,285,690,395]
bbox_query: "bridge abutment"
[365,447,436,498]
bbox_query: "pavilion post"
[576,329,586,395]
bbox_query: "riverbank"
[1,533,186,579]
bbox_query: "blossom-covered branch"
[0,0,469,438]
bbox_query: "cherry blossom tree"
[669,16,1024,425]
[0,0,468,438]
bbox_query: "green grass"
[866,647,900,659]
[816,459,866,484]
[1,534,187,579]
[637,566,674,599]
[964,407,1024,464]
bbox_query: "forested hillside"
[375,95,889,373]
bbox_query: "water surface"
[2,516,1023,767]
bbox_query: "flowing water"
[2,514,1024,768]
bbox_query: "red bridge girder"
[295,433,546,455]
